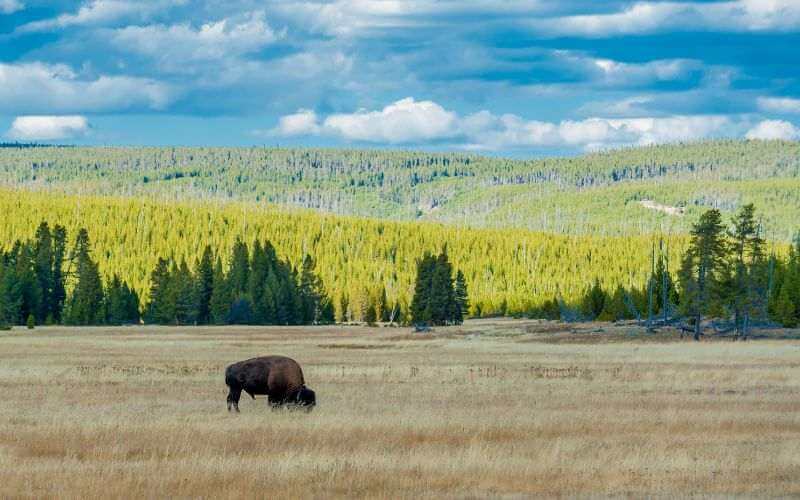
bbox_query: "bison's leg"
[227,385,242,413]
[268,395,284,410]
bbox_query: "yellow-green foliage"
[0,189,686,317]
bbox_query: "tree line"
[532,204,800,337]
[0,222,334,328]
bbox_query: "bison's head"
[293,386,316,412]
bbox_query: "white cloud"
[271,97,747,150]
[323,97,459,143]
[270,109,321,136]
[745,120,800,140]
[532,0,800,37]
[18,0,182,32]
[757,97,800,114]
[0,62,173,114]
[0,0,23,14]
[112,11,281,70]
[6,116,89,141]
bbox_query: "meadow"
[1,319,799,497]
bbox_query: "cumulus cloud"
[757,97,800,114]
[0,62,173,114]
[112,11,281,70]
[0,0,23,14]
[270,97,748,150]
[745,120,800,140]
[532,0,800,37]
[270,109,321,136]
[6,116,89,141]
[323,98,458,143]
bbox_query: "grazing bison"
[225,356,316,412]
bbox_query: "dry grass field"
[1,319,799,498]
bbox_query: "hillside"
[1,140,799,239]
[0,189,687,319]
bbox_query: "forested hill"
[1,140,799,239]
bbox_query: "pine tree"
[33,222,53,323]
[195,245,214,325]
[318,297,335,324]
[580,278,606,320]
[678,209,729,340]
[364,294,377,326]
[228,238,250,296]
[145,258,172,324]
[247,241,268,323]
[298,254,324,324]
[14,243,40,325]
[51,225,67,323]
[209,257,232,324]
[411,253,435,324]
[106,274,140,325]
[453,270,469,324]
[64,229,105,325]
[775,283,797,328]
[173,259,198,325]
[430,250,455,324]
[725,204,768,337]
[598,284,630,321]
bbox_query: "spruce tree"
[454,270,469,324]
[65,229,105,325]
[678,209,729,340]
[106,275,140,325]
[195,245,214,324]
[33,222,53,323]
[580,278,606,320]
[228,238,250,296]
[775,283,797,328]
[51,225,67,323]
[173,259,198,325]
[209,257,232,324]
[411,253,435,325]
[247,241,268,323]
[145,258,172,324]
[299,254,324,324]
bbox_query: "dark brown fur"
[225,356,315,412]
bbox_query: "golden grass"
[1,319,799,498]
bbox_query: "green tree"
[580,278,607,320]
[51,225,68,323]
[228,238,250,296]
[33,222,53,323]
[65,229,105,325]
[725,204,769,337]
[678,209,729,340]
[145,258,172,324]
[172,259,198,325]
[411,253,436,324]
[106,274,140,325]
[453,270,469,324]
[209,257,232,324]
[298,254,324,324]
[195,245,214,325]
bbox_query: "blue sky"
[1,0,800,155]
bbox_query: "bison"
[225,355,316,412]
